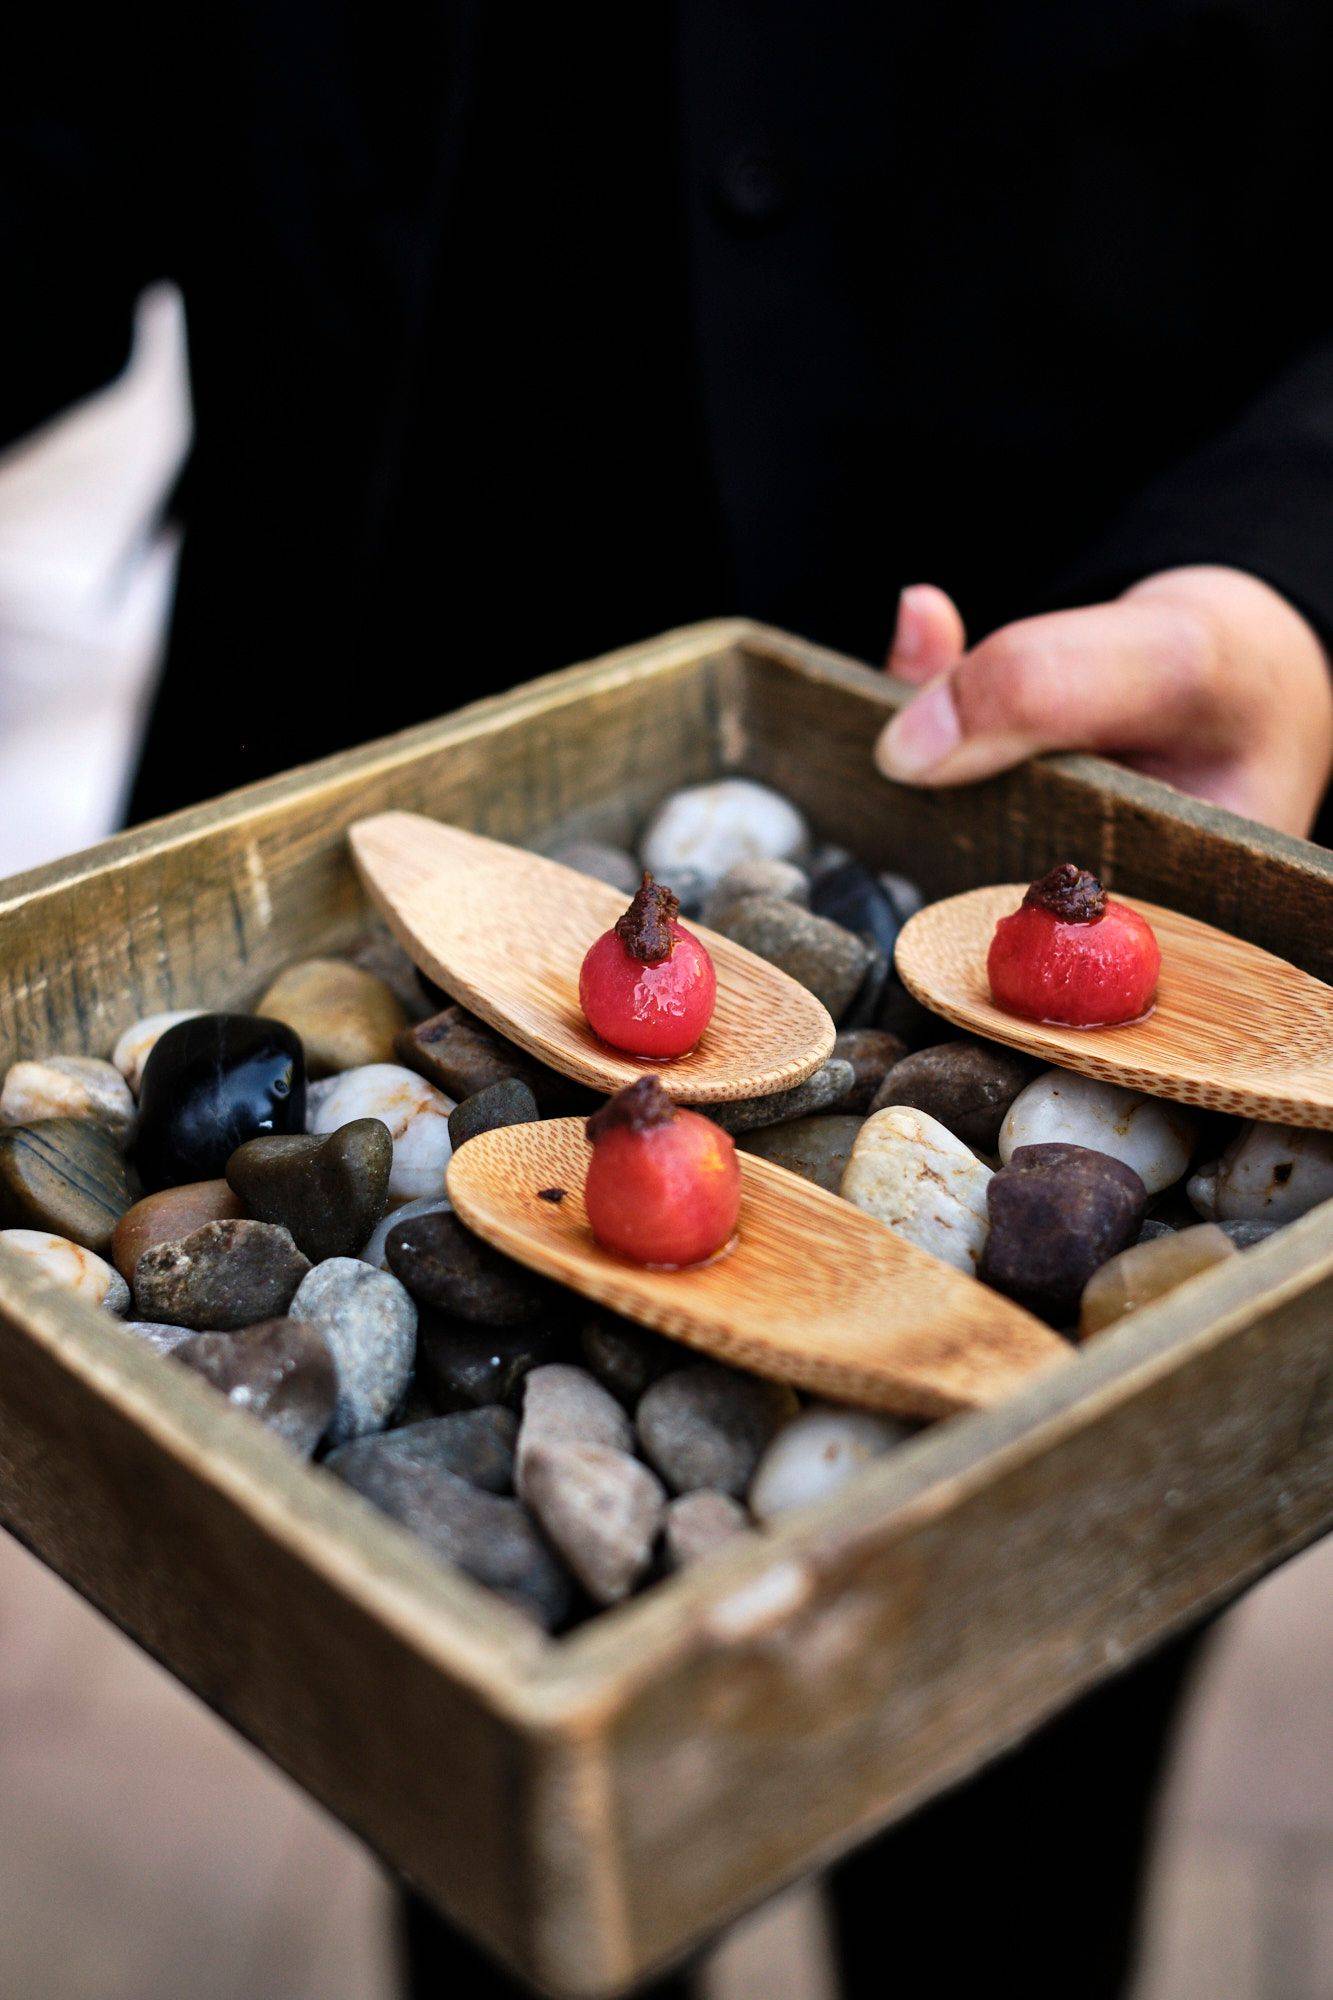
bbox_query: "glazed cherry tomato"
[584,1076,740,1266]
[988,864,1160,1027]
[580,874,717,1059]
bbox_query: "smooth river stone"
[1079,1223,1238,1339]
[636,1363,798,1497]
[395,1004,551,1106]
[416,1314,568,1411]
[111,1180,244,1283]
[662,1491,750,1570]
[640,779,809,893]
[707,896,873,1020]
[123,1319,198,1355]
[578,1312,681,1406]
[980,1143,1147,1320]
[226,1119,393,1262]
[256,958,408,1077]
[111,1010,205,1096]
[841,1106,993,1274]
[136,1014,306,1191]
[343,927,437,1022]
[327,1448,575,1631]
[521,1441,666,1605]
[832,1030,909,1114]
[738,1114,864,1194]
[133,1219,311,1330]
[386,1209,550,1325]
[310,1062,452,1202]
[708,1059,855,1136]
[288,1257,417,1445]
[448,1079,540,1152]
[872,1040,1035,1154]
[1,1056,137,1149]
[702,856,809,924]
[359,1193,451,1270]
[1187,1121,1333,1225]
[0,1117,136,1252]
[173,1318,338,1457]
[0,1228,130,1314]
[748,1407,911,1521]
[515,1363,634,1500]
[999,1070,1196,1197]
[326,1408,518,1497]
[544,839,641,894]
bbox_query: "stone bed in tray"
[3,776,1327,1632]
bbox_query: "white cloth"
[0,284,192,874]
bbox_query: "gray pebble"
[327,1408,518,1495]
[707,1059,855,1135]
[880,871,924,919]
[133,1219,311,1330]
[448,1079,540,1152]
[748,1407,910,1521]
[174,1317,337,1457]
[662,1491,750,1571]
[1218,1219,1281,1248]
[343,927,436,1021]
[872,1040,1035,1153]
[707,897,873,1020]
[288,1257,417,1445]
[521,1441,666,1605]
[739,1114,864,1194]
[578,1313,681,1406]
[515,1363,634,1499]
[1136,1218,1177,1245]
[981,1143,1147,1319]
[359,1193,452,1270]
[703,857,809,925]
[122,1318,197,1355]
[832,1030,909,1114]
[636,1363,799,1496]
[386,1208,550,1325]
[327,1448,574,1630]
[545,839,642,894]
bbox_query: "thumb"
[885,584,967,686]
[874,597,1217,786]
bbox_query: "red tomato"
[579,875,717,1059]
[584,1079,740,1267]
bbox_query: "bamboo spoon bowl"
[895,884,1333,1129]
[350,813,836,1103]
[446,1117,1072,1418]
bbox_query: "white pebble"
[311,1063,454,1200]
[112,1010,204,1096]
[1,1055,137,1146]
[841,1105,992,1272]
[1188,1122,1333,1224]
[999,1070,1196,1196]
[640,779,808,893]
[0,1229,130,1314]
[749,1406,910,1520]
[359,1193,452,1268]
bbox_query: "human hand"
[874,567,1333,837]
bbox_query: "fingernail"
[876,675,962,779]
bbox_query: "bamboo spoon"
[895,884,1333,1129]
[446,1118,1072,1418]
[350,812,836,1102]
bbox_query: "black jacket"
[7,3,1333,821]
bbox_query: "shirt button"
[713,145,796,230]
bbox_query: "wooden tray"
[1,621,1330,1996]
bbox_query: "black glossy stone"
[416,1312,569,1411]
[386,1208,550,1325]
[809,861,905,960]
[136,1014,306,1191]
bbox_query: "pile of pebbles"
[2,774,1330,1632]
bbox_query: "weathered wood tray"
[1,622,1330,1996]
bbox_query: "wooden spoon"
[895,884,1333,1129]
[446,1118,1072,1417]
[350,812,836,1103]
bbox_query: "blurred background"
[0,290,1329,2000]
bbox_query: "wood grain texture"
[0,618,1328,1996]
[447,1119,1069,1416]
[895,884,1333,1127]
[350,813,835,1102]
